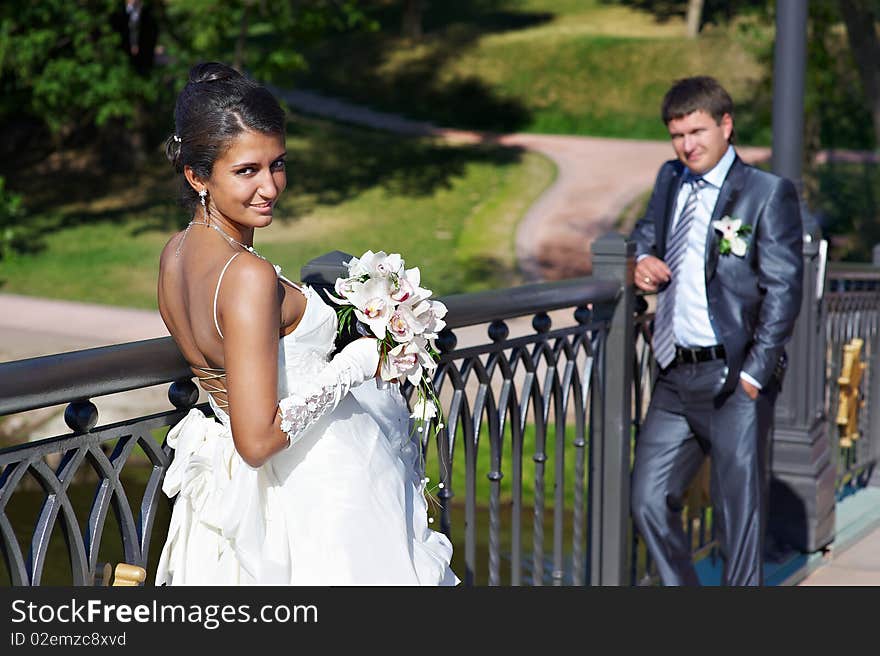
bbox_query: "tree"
[162,0,374,84]
[0,0,161,139]
[838,0,880,149]
[0,0,376,178]
[687,0,705,38]
[401,0,425,39]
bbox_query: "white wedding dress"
[154,272,458,586]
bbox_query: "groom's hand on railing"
[634,255,671,293]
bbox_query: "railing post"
[300,250,352,286]
[769,232,835,552]
[589,232,635,585]
[868,319,880,489]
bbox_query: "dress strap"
[277,271,305,294]
[213,253,241,339]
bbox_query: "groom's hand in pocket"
[740,378,759,400]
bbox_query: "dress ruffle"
[155,407,291,585]
[156,391,458,586]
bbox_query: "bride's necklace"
[187,219,267,260]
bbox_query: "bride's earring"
[199,189,208,217]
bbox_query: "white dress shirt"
[668,145,734,347]
[652,145,761,389]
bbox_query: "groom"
[629,76,803,585]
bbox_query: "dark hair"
[661,76,735,142]
[164,62,286,212]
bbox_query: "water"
[3,467,587,586]
[1,466,172,586]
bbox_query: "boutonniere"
[712,216,752,257]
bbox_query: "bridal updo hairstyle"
[164,62,286,213]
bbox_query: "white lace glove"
[277,338,380,448]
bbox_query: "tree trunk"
[402,0,424,40]
[233,3,251,72]
[686,0,704,39]
[839,0,880,149]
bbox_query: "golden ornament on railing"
[836,337,865,448]
[111,563,146,587]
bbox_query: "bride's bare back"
[158,217,310,467]
[157,225,307,406]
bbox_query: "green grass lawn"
[291,0,767,143]
[424,420,587,510]
[0,114,554,308]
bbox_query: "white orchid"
[730,237,747,257]
[374,253,404,278]
[348,277,393,338]
[344,252,372,278]
[394,267,432,305]
[390,275,415,303]
[328,276,363,305]
[381,337,435,384]
[412,299,448,339]
[713,216,740,239]
[388,306,426,343]
[348,250,404,279]
[410,395,438,421]
[712,216,751,258]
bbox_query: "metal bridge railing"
[0,237,632,587]
[826,263,880,494]
[7,233,870,586]
[0,338,200,585]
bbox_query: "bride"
[154,62,458,585]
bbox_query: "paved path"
[799,524,880,585]
[0,293,169,362]
[278,88,772,280]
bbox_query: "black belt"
[673,344,726,365]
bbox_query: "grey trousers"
[631,359,776,586]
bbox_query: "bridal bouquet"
[329,250,447,435]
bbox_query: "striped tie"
[652,176,707,369]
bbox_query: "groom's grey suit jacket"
[630,155,804,395]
